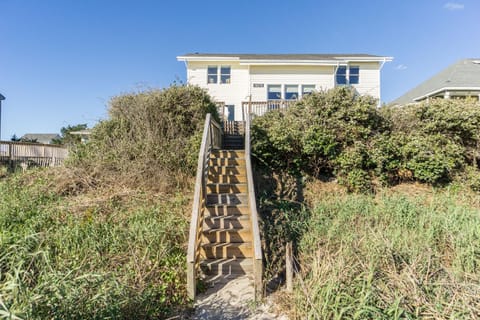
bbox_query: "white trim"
[178,56,393,65]
[177,56,240,62]
[413,87,480,101]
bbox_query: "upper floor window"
[221,66,231,84]
[336,66,360,85]
[268,85,281,99]
[285,85,299,100]
[207,66,218,84]
[207,65,231,84]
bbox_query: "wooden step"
[201,242,253,259]
[209,166,246,175]
[203,214,250,229]
[202,227,252,243]
[211,150,245,158]
[208,174,246,183]
[207,183,247,194]
[209,158,246,166]
[206,205,250,217]
[206,193,248,205]
[200,258,253,276]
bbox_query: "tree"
[52,124,88,146]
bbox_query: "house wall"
[185,61,382,120]
[186,61,249,120]
[249,65,334,102]
[353,62,381,100]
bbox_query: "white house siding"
[184,60,384,120]
[186,61,249,121]
[351,62,381,100]
[249,65,335,102]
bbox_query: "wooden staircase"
[201,149,252,284]
[187,115,262,301]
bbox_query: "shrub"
[70,85,218,191]
[252,87,386,191]
[252,90,480,191]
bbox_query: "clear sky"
[1,0,479,139]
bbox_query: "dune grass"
[0,170,190,319]
[292,186,480,319]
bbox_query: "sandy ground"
[190,276,288,320]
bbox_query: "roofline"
[413,86,480,101]
[177,55,393,64]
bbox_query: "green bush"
[252,89,480,191]
[252,87,384,191]
[71,85,219,190]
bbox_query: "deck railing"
[0,141,68,168]
[187,114,222,299]
[245,113,264,300]
[242,100,296,119]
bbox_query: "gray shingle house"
[21,133,61,144]
[392,59,480,105]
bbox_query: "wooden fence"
[242,100,296,119]
[0,141,69,168]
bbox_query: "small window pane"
[285,85,298,100]
[207,66,218,84]
[349,75,359,84]
[302,85,315,96]
[268,85,281,100]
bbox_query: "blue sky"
[1,0,479,139]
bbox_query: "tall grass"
[0,171,190,319]
[292,188,480,319]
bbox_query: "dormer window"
[207,65,231,84]
[336,66,360,85]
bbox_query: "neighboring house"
[392,59,480,105]
[69,129,92,143]
[177,53,393,120]
[21,133,61,144]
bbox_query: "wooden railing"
[0,141,68,168]
[245,113,264,300]
[187,113,222,299]
[242,100,296,119]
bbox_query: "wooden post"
[286,241,293,292]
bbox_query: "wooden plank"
[245,108,264,300]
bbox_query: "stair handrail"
[245,111,264,300]
[187,113,222,300]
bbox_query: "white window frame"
[207,65,231,84]
[336,65,360,86]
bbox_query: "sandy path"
[190,276,288,320]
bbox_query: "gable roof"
[178,53,393,65]
[392,59,480,105]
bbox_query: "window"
[302,85,315,96]
[220,66,231,84]
[207,65,231,84]
[336,66,360,85]
[207,66,218,84]
[349,66,359,84]
[285,85,299,100]
[268,85,282,99]
[336,66,347,85]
